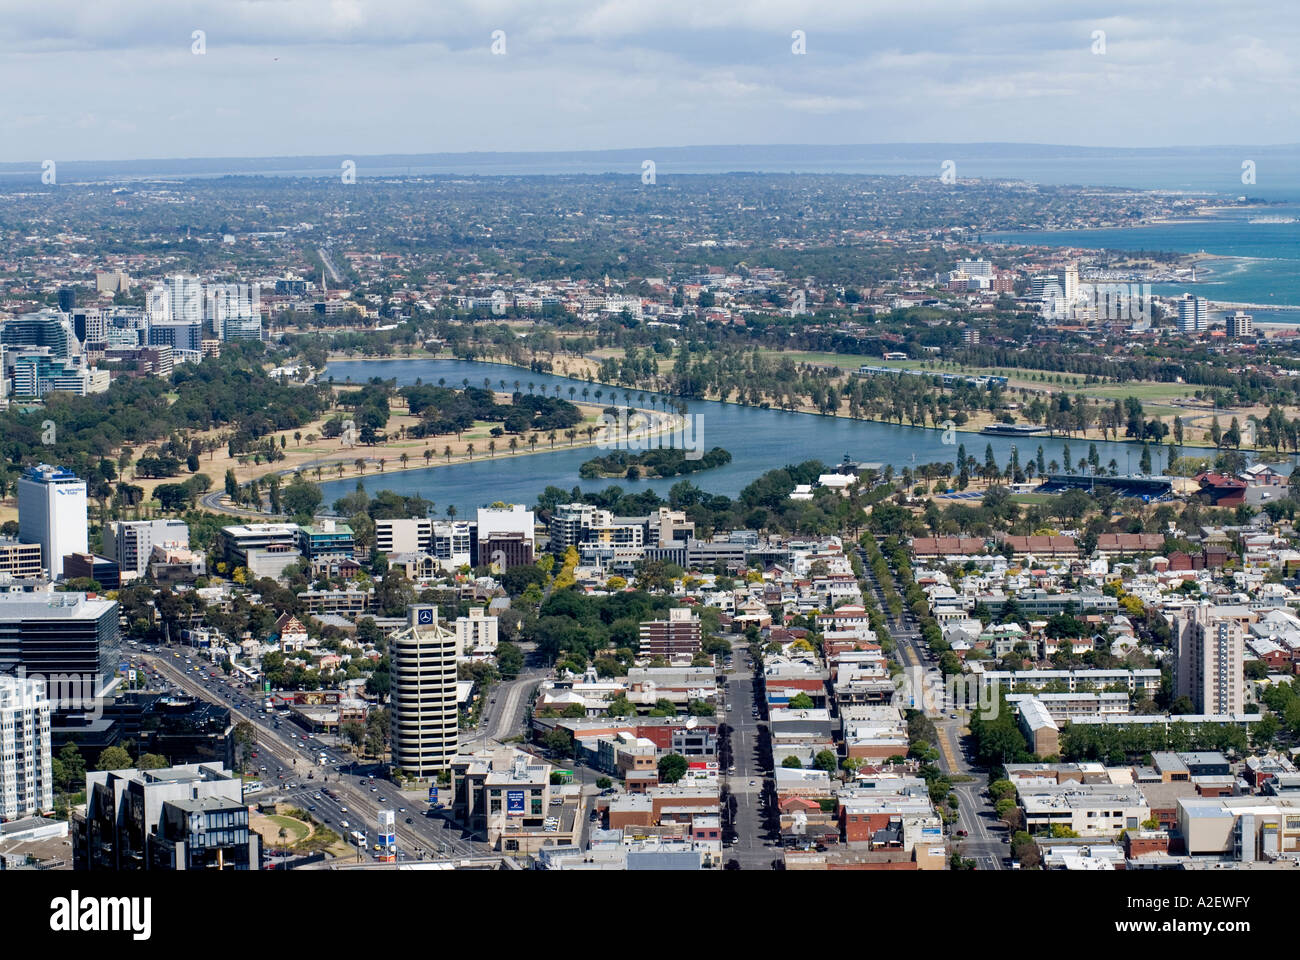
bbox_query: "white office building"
[0,674,53,820]
[17,464,88,580]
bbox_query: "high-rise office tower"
[17,464,88,580]
[0,309,78,360]
[389,605,461,776]
[57,288,76,313]
[0,592,122,711]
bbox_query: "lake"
[318,358,1180,515]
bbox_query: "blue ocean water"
[988,204,1300,310]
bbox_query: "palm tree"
[466,444,475,460]
[400,453,410,470]
[547,430,557,448]
[355,458,366,475]
[335,463,345,479]
[377,458,386,472]
[314,466,323,481]
[444,445,452,462]
[566,429,577,446]
[509,437,518,455]
[529,433,538,452]
[488,440,496,457]
[294,431,302,447]
[423,449,433,466]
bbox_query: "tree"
[788,692,815,710]
[595,776,613,790]
[53,742,86,792]
[340,721,366,752]
[137,753,169,770]
[543,728,575,757]
[233,720,257,770]
[95,745,133,771]
[782,755,803,768]
[658,753,688,784]
[813,749,838,774]
[496,642,524,678]
[283,478,324,518]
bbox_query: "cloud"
[0,1,1297,161]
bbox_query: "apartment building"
[106,519,190,579]
[0,674,53,820]
[638,608,702,661]
[1175,604,1246,715]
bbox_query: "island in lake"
[579,447,732,480]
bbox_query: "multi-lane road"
[140,647,495,865]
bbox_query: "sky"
[2,0,1298,163]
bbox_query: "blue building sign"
[506,790,525,814]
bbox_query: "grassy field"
[264,815,309,843]
[1008,493,1057,505]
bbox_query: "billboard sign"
[506,790,526,815]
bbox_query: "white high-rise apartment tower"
[0,675,53,820]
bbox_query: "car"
[340,806,348,813]
[749,780,757,786]
[949,714,958,720]
[398,807,405,813]
[307,805,317,811]
[955,829,968,837]
[340,820,350,829]
[1002,836,1010,844]
[378,797,387,803]
[371,787,378,792]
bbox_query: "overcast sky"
[3,0,1298,162]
